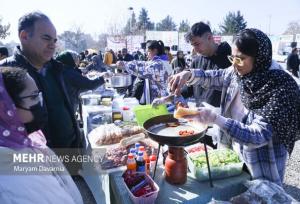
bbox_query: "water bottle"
[136,151,145,172]
[127,153,136,172]
[130,148,136,158]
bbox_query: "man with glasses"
[0,12,82,151]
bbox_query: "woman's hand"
[168,71,192,95]
[100,71,113,79]
[116,61,125,69]
[151,97,166,107]
[183,107,218,125]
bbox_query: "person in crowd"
[121,48,134,61]
[78,51,88,68]
[110,49,118,64]
[134,50,145,61]
[0,67,83,204]
[84,49,91,61]
[117,50,123,61]
[1,67,47,136]
[103,47,113,65]
[154,22,231,108]
[185,21,232,107]
[185,48,198,68]
[119,48,135,96]
[0,11,82,149]
[55,50,107,112]
[171,50,186,74]
[164,46,173,63]
[169,28,300,186]
[97,50,103,61]
[86,54,108,73]
[0,46,9,60]
[79,52,85,62]
[287,47,300,78]
[117,40,169,103]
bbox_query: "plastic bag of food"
[230,179,298,204]
[88,123,144,146]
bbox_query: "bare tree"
[106,18,125,36]
[283,21,300,35]
[58,25,87,53]
[178,20,190,32]
[0,17,10,39]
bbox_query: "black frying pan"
[143,114,207,146]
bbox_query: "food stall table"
[80,161,111,204]
[110,166,250,204]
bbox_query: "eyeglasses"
[18,91,43,105]
[227,55,244,66]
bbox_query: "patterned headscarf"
[237,28,300,154]
[0,73,33,148]
[56,50,78,67]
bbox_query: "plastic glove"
[197,107,218,124]
[183,107,218,125]
[101,71,113,79]
[151,97,166,107]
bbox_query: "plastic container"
[112,96,124,111]
[122,106,134,122]
[188,149,243,181]
[123,98,139,112]
[81,93,102,106]
[124,172,159,204]
[185,143,213,155]
[112,97,124,122]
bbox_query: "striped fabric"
[187,64,288,186]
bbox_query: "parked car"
[273,53,288,63]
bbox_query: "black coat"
[63,66,105,112]
[0,46,82,148]
[287,53,300,72]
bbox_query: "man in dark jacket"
[0,12,82,149]
[287,47,300,78]
[121,48,134,62]
[183,22,231,107]
[56,50,106,112]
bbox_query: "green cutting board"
[133,104,169,126]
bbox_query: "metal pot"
[110,73,132,88]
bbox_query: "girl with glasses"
[168,29,300,186]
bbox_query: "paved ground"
[283,140,300,201]
[73,176,97,204]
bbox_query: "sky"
[1,0,299,43]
